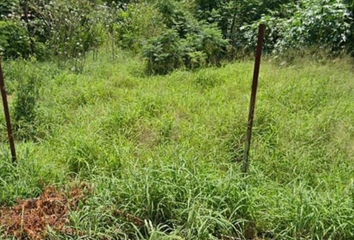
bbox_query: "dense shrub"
[192,0,290,54]
[0,0,109,62]
[143,25,227,75]
[198,25,228,65]
[0,20,31,59]
[257,0,352,54]
[156,0,199,38]
[0,0,18,20]
[142,0,227,74]
[2,0,354,63]
[114,2,166,52]
[143,29,184,75]
[42,0,103,60]
[190,0,354,57]
[344,0,354,55]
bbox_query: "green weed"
[0,50,354,239]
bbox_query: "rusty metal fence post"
[0,57,17,163]
[242,24,265,175]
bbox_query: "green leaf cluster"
[0,20,31,59]
[113,2,166,52]
[191,0,354,56]
[142,0,227,75]
[0,0,110,62]
[257,0,353,54]
[0,0,19,20]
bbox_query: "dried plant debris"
[0,185,86,240]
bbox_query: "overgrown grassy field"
[1,50,354,239]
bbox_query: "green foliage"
[143,29,184,75]
[192,0,290,54]
[0,0,111,68]
[13,75,38,141]
[0,20,31,59]
[344,0,354,54]
[0,0,19,19]
[0,0,111,62]
[157,0,199,38]
[190,0,354,56]
[1,50,354,239]
[114,2,166,52]
[197,25,227,65]
[2,0,354,62]
[11,61,42,141]
[3,59,59,141]
[43,0,102,60]
[258,0,353,54]
[142,25,227,75]
[142,0,227,74]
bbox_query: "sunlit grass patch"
[1,51,354,239]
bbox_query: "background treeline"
[0,0,353,74]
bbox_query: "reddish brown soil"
[0,185,85,240]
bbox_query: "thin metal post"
[0,57,17,163]
[242,24,265,175]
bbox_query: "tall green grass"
[1,49,354,239]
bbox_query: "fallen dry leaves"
[0,185,85,240]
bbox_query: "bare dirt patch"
[0,185,86,240]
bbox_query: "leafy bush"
[198,24,227,65]
[1,0,110,62]
[344,0,354,54]
[142,0,227,74]
[43,0,101,59]
[0,20,31,59]
[263,0,352,54]
[157,0,200,38]
[191,0,354,57]
[143,29,184,75]
[114,2,166,52]
[0,0,18,20]
[143,24,227,75]
[236,0,352,56]
[192,0,289,55]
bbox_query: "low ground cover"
[1,50,354,239]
